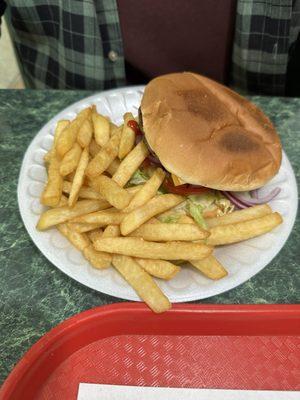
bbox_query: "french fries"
[56,108,91,157]
[112,141,149,187]
[124,168,165,212]
[68,148,89,207]
[72,208,126,226]
[67,222,104,233]
[130,222,209,241]
[63,181,103,200]
[136,258,180,280]
[44,120,70,163]
[92,111,110,146]
[59,143,82,176]
[112,255,171,313]
[190,255,228,280]
[94,237,212,260]
[57,223,90,251]
[106,158,121,176]
[207,212,283,246]
[83,245,112,269]
[121,194,183,235]
[96,175,131,210]
[205,204,272,228]
[37,199,108,230]
[41,152,63,207]
[77,118,93,148]
[118,112,136,159]
[86,129,121,178]
[37,107,284,314]
[87,229,103,243]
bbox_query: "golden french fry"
[68,148,89,207]
[44,120,70,162]
[96,175,131,210]
[89,139,101,157]
[83,245,111,269]
[118,112,135,159]
[56,108,91,157]
[86,130,121,178]
[77,118,93,148]
[124,168,165,212]
[102,224,121,238]
[136,258,180,280]
[84,226,120,267]
[59,143,82,176]
[130,222,209,241]
[58,194,68,206]
[106,158,121,176]
[63,181,103,200]
[177,215,195,224]
[120,194,183,235]
[112,141,149,187]
[41,152,63,207]
[87,229,103,243]
[54,120,70,148]
[88,176,142,197]
[57,223,90,251]
[190,255,228,280]
[94,237,212,260]
[207,212,283,246]
[92,112,110,146]
[112,255,171,313]
[72,208,126,226]
[37,199,108,230]
[67,222,104,233]
[205,204,272,228]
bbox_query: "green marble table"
[0,90,299,384]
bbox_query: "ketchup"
[127,120,143,136]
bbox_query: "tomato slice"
[163,177,210,195]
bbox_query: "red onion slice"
[222,191,247,209]
[225,187,281,208]
[250,189,259,199]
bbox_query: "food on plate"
[190,255,228,280]
[112,254,171,313]
[136,258,180,280]
[119,112,136,159]
[129,222,209,241]
[92,109,110,147]
[141,72,282,191]
[93,237,213,260]
[207,212,283,246]
[112,140,149,187]
[36,74,284,312]
[96,175,131,210]
[205,204,272,228]
[120,194,184,235]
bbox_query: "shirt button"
[108,50,118,62]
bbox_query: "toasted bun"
[141,72,282,191]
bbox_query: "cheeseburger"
[127,72,282,225]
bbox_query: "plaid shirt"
[1,0,299,94]
[232,0,300,95]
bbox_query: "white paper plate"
[18,86,298,302]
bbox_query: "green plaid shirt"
[4,0,126,89]
[1,0,299,94]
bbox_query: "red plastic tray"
[1,303,300,399]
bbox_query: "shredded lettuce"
[188,192,234,217]
[186,200,207,229]
[128,169,149,186]
[158,214,180,223]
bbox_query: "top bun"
[140,72,282,191]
